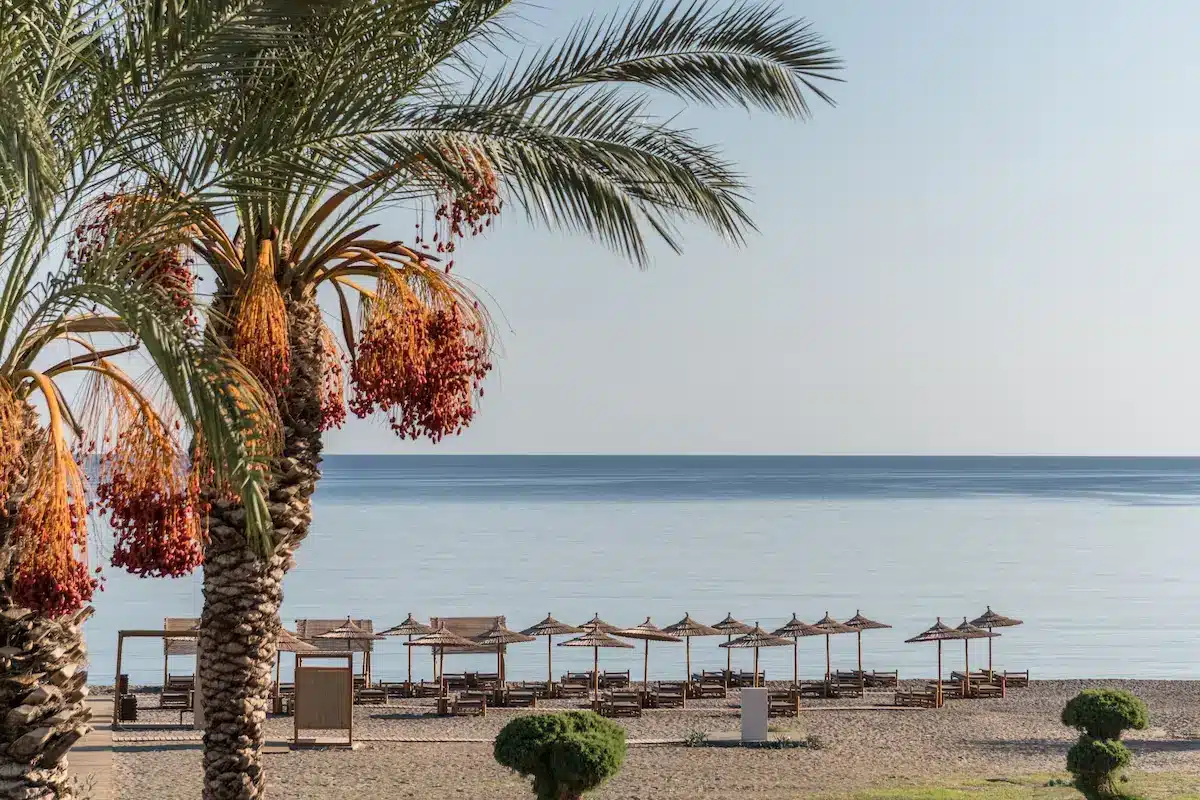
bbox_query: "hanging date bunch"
[350,267,491,442]
[0,381,23,504]
[416,145,502,272]
[10,433,97,617]
[318,324,347,431]
[233,241,290,390]
[96,398,205,578]
[68,194,198,326]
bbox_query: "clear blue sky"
[326,1,1200,456]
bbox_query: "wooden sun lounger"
[412,680,443,698]
[380,681,409,700]
[504,688,539,708]
[692,681,727,699]
[864,670,899,688]
[474,672,500,690]
[601,670,631,689]
[1003,670,1029,688]
[651,682,686,709]
[452,691,487,716]
[355,687,387,705]
[894,686,941,708]
[768,690,799,717]
[442,673,470,690]
[797,680,828,699]
[601,690,642,718]
[729,670,765,687]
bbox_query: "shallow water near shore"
[91,456,1200,684]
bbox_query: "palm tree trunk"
[0,424,94,800]
[199,295,324,799]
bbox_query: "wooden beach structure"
[663,613,721,693]
[520,613,582,694]
[558,628,634,699]
[112,627,199,729]
[719,622,790,688]
[379,613,434,688]
[295,618,376,682]
[808,612,857,680]
[771,614,818,687]
[844,610,893,693]
[970,606,1023,674]
[903,617,968,708]
[613,618,682,690]
[292,652,354,748]
[711,613,753,685]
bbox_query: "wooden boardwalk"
[71,698,114,800]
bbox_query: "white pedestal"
[740,688,768,742]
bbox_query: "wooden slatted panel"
[294,619,375,652]
[164,618,199,656]
[295,667,353,730]
[430,616,505,654]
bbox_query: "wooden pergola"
[112,628,199,730]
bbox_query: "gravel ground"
[108,680,1200,799]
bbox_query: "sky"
[321,1,1200,456]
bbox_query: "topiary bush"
[495,711,627,800]
[1063,689,1150,740]
[1062,689,1149,800]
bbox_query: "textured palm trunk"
[199,295,323,800]
[0,423,93,800]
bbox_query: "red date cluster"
[318,325,347,431]
[349,278,491,442]
[96,415,204,578]
[413,146,502,273]
[10,444,97,617]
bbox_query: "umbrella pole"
[497,643,503,685]
[964,639,970,698]
[825,634,831,680]
[685,637,692,688]
[987,631,993,675]
[858,630,864,694]
[593,646,599,701]
[937,640,943,708]
[407,635,413,686]
[274,652,281,700]
[793,640,798,687]
[548,636,553,688]
[753,647,760,688]
[725,634,732,686]
[643,640,650,689]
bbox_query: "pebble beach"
[105,680,1200,799]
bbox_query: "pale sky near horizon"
[325,1,1200,456]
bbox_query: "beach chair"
[768,690,799,717]
[865,670,899,689]
[443,673,470,691]
[600,670,630,689]
[355,686,387,705]
[452,691,487,716]
[380,681,409,700]
[559,677,590,699]
[732,669,765,687]
[520,680,551,699]
[651,682,686,709]
[475,672,500,690]
[894,685,941,708]
[602,690,642,718]
[412,680,443,698]
[798,680,828,699]
[505,687,538,708]
[692,680,727,699]
[1002,670,1029,688]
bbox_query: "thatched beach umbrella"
[970,606,1023,674]
[663,613,721,687]
[844,610,892,691]
[719,623,791,688]
[520,614,582,687]
[317,617,384,681]
[905,617,967,704]
[273,628,318,698]
[711,613,753,682]
[475,622,536,685]
[577,613,620,634]
[808,612,857,680]
[772,614,818,687]
[379,613,434,685]
[954,617,998,683]
[558,629,634,698]
[406,623,478,682]
[614,618,682,688]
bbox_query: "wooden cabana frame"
[294,618,375,681]
[112,628,199,730]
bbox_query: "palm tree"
[155,2,839,796]
[0,3,332,795]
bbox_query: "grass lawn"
[838,773,1200,800]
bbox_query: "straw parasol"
[711,612,753,683]
[954,617,998,685]
[663,613,721,688]
[520,614,583,687]
[844,610,892,692]
[316,617,384,648]
[718,622,791,688]
[905,617,968,704]
[273,627,318,698]
[405,622,478,683]
[474,622,536,685]
[379,613,434,686]
[577,613,620,634]
[772,614,818,687]
[808,612,857,680]
[614,618,682,688]
[558,629,634,698]
[970,606,1023,674]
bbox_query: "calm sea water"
[90,456,1200,685]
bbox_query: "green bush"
[495,711,627,800]
[1062,689,1148,800]
[1062,689,1149,740]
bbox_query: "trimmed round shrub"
[1062,689,1149,740]
[1067,738,1132,800]
[495,711,627,800]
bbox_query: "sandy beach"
[103,680,1200,799]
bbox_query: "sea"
[89,455,1200,685]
